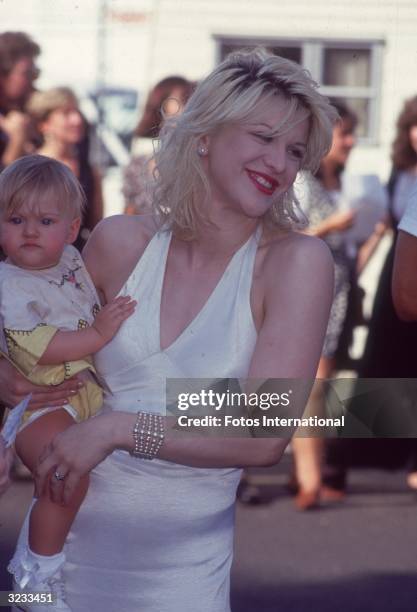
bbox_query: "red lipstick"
[246,169,279,195]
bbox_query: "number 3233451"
[7,592,54,604]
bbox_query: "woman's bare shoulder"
[261,230,333,288]
[84,214,156,256]
[266,229,331,261]
[92,213,156,241]
[82,214,160,294]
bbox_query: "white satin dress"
[16,227,260,612]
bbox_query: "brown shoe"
[320,485,346,503]
[406,471,417,491]
[294,489,320,511]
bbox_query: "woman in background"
[122,76,193,215]
[0,31,40,170]
[26,86,104,250]
[291,102,358,510]
[357,96,417,491]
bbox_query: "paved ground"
[1,453,416,612]
[231,456,417,612]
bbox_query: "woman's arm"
[0,355,82,409]
[36,234,334,504]
[356,219,390,276]
[392,229,417,321]
[82,214,153,300]
[90,166,104,228]
[307,209,356,238]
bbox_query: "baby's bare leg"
[15,409,89,555]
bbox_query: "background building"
[1,0,416,183]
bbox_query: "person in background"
[360,96,417,382]
[26,87,104,250]
[361,97,417,376]
[0,31,40,170]
[122,76,194,215]
[357,98,417,491]
[393,193,417,327]
[311,97,417,499]
[290,102,358,510]
[0,31,41,429]
[392,192,417,491]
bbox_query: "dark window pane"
[220,42,301,64]
[220,43,249,59]
[269,46,301,64]
[323,48,371,87]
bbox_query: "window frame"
[214,35,384,144]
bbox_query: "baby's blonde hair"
[152,48,338,238]
[0,154,85,220]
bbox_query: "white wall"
[145,0,417,180]
[1,0,417,180]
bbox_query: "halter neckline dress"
[18,226,261,612]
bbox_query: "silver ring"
[54,470,65,481]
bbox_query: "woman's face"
[326,117,356,167]
[201,97,309,219]
[41,102,84,145]
[1,57,38,102]
[408,124,417,155]
[163,87,188,118]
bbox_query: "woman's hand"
[0,111,29,139]
[307,210,357,238]
[0,437,14,496]
[0,111,31,166]
[325,209,356,233]
[0,357,83,410]
[35,413,117,505]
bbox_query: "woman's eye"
[288,148,304,161]
[253,133,274,144]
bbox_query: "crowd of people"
[0,28,416,612]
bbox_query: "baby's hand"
[92,296,136,343]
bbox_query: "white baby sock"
[25,548,66,581]
[9,544,66,589]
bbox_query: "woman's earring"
[197,145,208,156]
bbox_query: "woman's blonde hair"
[26,86,78,124]
[152,48,338,238]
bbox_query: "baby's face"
[0,200,80,270]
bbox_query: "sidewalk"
[1,454,416,612]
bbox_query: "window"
[215,37,383,142]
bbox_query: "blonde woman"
[2,50,336,611]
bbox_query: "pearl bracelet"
[130,411,165,460]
